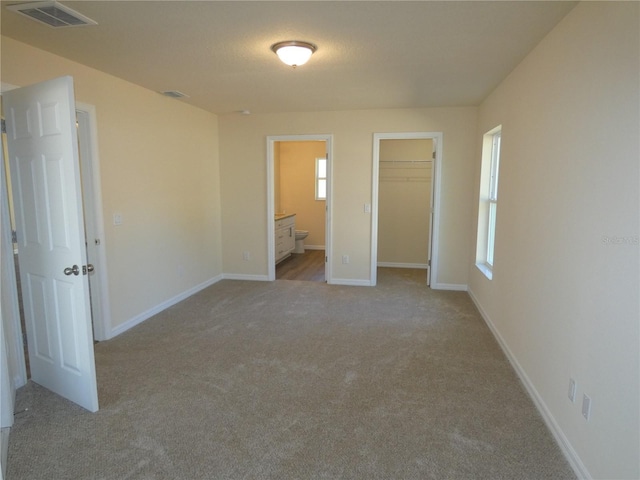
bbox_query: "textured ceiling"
[1,1,577,115]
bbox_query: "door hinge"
[1,119,6,134]
[11,230,17,244]
[432,150,436,160]
[325,256,328,263]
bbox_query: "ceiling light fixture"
[270,41,317,68]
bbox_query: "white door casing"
[425,139,437,286]
[76,105,111,341]
[371,132,442,287]
[4,76,99,412]
[267,134,333,283]
[1,134,22,428]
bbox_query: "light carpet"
[7,269,575,479]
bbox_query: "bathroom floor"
[276,249,325,282]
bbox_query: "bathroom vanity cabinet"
[275,214,296,263]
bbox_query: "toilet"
[294,230,309,254]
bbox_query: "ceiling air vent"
[161,91,189,99]
[7,1,97,28]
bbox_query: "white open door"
[3,76,99,412]
[426,140,436,286]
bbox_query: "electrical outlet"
[113,213,123,226]
[568,378,577,403]
[242,251,251,261]
[342,254,349,264]
[582,394,592,420]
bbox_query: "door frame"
[1,83,28,391]
[76,103,111,341]
[266,134,333,282]
[371,132,443,286]
[1,121,27,400]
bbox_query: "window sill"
[476,263,493,280]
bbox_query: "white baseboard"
[431,283,468,291]
[377,262,428,269]
[328,278,372,287]
[302,245,324,250]
[222,273,270,282]
[109,275,223,338]
[467,288,591,480]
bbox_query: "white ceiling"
[1,1,577,115]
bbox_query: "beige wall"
[378,139,432,265]
[278,141,326,248]
[468,3,639,478]
[219,107,477,285]
[1,37,223,335]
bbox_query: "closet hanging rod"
[380,176,430,182]
[379,159,432,163]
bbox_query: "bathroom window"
[475,126,501,279]
[316,157,327,200]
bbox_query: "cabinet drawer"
[275,216,295,230]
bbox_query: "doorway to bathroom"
[267,135,333,283]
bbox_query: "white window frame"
[315,157,327,200]
[486,131,500,266]
[476,126,502,279]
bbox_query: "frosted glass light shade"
[271,41,317,67]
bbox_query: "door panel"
[27,273,53,361]
[4,76,98,412]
